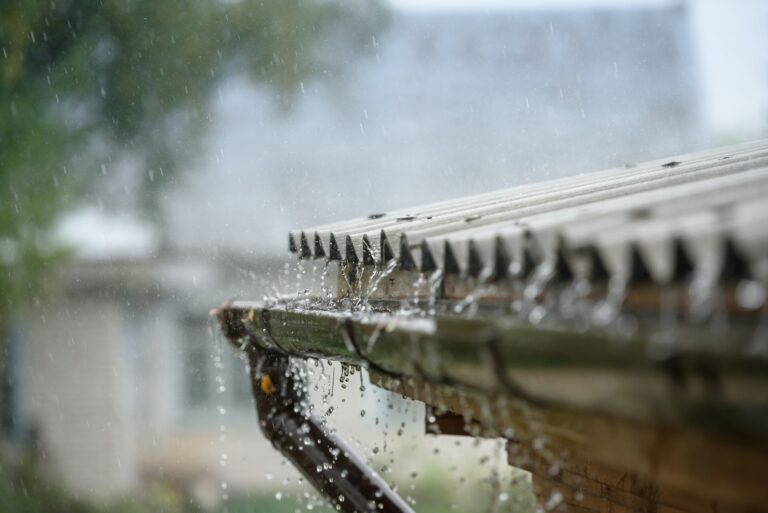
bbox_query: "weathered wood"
[512,441,748,513]
[368,371,768,513]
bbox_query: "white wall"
[20,298,139,496]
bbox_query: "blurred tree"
[0,0,386,433]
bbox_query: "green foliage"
[224,474,536,513]
[0,459,190,513]
[0,455,535,513]
[0,0,387,315]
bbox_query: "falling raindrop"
[736,280,766,310]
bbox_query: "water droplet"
[528,305,546,325]
[545,491,564,511]
[736,280,765,310]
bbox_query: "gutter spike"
[493,237,511,280]
[346,235,360,264]
[421,240,439,273]
[362,235,377,267]
[521,246,537,279]
[672,238,694,282]
[587,245,611,282]
[721,238,751,281]
[300,232,313,259]
[554,240,574,282]
[400,234,417,271]
[444,241,462,276]
[467,240,485,278]
[314,233,326,260]
[381,231,396,264]
[629,244,653,284]
[328,234,342,261]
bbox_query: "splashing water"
[426,269,444,315]
[359,258,399,311]
[453,268,495,317]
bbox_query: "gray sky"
[55,0,768,257]
[389,0,768,137]
[390,0,676,10]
